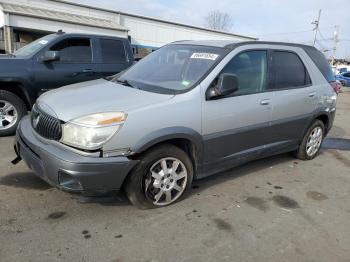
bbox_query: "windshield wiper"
[116,79,135,88]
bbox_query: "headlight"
[61,112,127,150]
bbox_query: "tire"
[0,90,27,136]
[124,144,194,209]
[295,120,325,160]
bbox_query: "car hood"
[38,79,174,122]
[0,54,27,60]
[0,54,14,59]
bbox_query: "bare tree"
[205,10,233,31]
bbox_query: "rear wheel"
[295,120,325,160]
[124,144,193,209]
[0,90,27,136]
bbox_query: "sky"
[72,0,350,59]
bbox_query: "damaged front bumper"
[13,116,138,195]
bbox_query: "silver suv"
[13,40,337,208]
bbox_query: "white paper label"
[39,40,48,45]
[190,53,219,60]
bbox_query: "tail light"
[329,81,340,95]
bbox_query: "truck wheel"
[124,144,194,209]
[295,120,325,160]
[0,90,27,136]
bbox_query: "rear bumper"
[327,110,336,134]
[15,116,138,195]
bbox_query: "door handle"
[260,99,270,105]
[71,69,94,77]
[308,92,316,98]
[82,69,95,76]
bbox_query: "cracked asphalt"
[1,90,350,262]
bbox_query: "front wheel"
[0,90,27,136]
[124,144,194,209]
[295,120,325,160]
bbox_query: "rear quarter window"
[303,46,335,82]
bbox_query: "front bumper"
[14,116,138,195]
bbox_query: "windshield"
[13,34,57,57]
[112,44,228,94]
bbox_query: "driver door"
[33,37,98,97]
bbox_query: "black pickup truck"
[0,32,134,136]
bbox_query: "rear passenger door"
[95,38,131,78]
[268,49,317,149]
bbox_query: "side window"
[50,38,92,63]
[100,39,127,63]
[343,73,350,78]
[220,50,267,96]
[304,47,334,82]
[271,51,311,89]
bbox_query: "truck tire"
[124,144,194,209]
[295,120,325,160]
[0,90,27,136]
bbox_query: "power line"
[256,29,313,37]
[318,29,328,41]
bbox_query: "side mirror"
[41,51,60,62]
[207,73,239,99]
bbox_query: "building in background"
[0,0,256,57]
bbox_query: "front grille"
[31,104,62,140]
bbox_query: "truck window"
[100,39,127,63]
[50,38,92,63]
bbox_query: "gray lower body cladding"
[15,116,138,195]
[198,110,335,178]
[14,108,335,193]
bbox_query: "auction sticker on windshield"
[39,40,49,45]
[191,53,219,60]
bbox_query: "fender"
[314,108,335,134]
[0,79,34,108]
[0,57,35,108]
[132,126,204,163]
[301,108,335,138]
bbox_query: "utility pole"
[312,9,322,46]
[331,25,340,66]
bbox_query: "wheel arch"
[0,81,32,110]
[131,127,204,171]
[315,113,330,131]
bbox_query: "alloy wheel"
[0,100,18,131]
[306,126,323,157]
[144,157,188,206]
